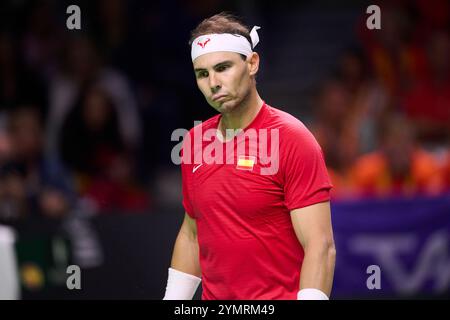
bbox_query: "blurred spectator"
[59,86,149,213]
[401,31,450,146]
[46,35,141,157]
[312,79,357,196]
[358,3,425,102]
[348,115,444,197]
[85,152,150,213]
[315,49,389,197]
[336,48,388,154]
[59,86,125,186]
[0,106,75,222]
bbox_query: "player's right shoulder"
[182,114,220,145]
[188,114,220,134]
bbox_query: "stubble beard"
[216,86,252,116]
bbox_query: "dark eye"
[217,65,229,72]
[197,71,208,78]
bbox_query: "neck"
[219,89,264,134]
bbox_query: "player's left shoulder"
[267,105,317,142]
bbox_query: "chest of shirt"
[189,154,286,221]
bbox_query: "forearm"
[163,225,202,300]
[171,228,201,277]
[299,242,336,297]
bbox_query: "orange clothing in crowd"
[327,168,353,199]
[347,149,444,197]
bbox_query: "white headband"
[191,26,261,62]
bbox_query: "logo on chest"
[236,155,256,171]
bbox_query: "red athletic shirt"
[180,102,332,300]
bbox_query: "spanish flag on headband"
[236,155,256,171]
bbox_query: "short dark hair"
[189,12,252,50]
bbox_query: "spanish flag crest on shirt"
[236,155,256,171]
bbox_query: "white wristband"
[163,268,201,300]
[297,288,329,300]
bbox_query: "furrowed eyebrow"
[194,60,233,73]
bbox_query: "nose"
[209,72,221,94]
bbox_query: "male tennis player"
[163,12,336,300]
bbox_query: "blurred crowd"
[312,1,450,199]
[0,0,449,225]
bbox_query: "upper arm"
[290,201,334,249]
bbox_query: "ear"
[247,52,260,76]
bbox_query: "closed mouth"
[212,94,227,102]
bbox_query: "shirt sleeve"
[180,132,196,219]
[281,123,333,211]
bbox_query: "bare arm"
[170,213,201,277]
[290,201,336,297]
